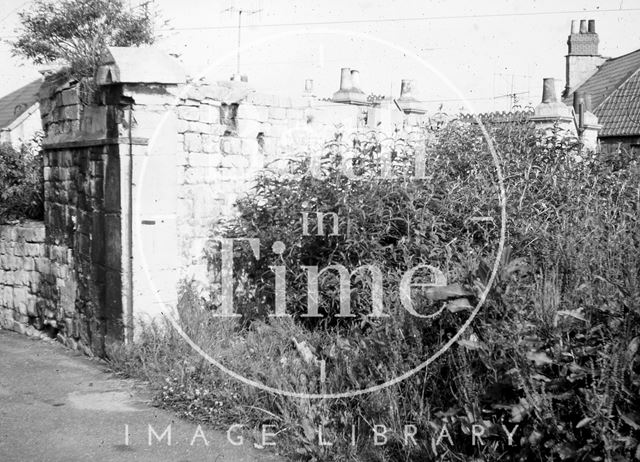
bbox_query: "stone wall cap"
[96,46,187,85]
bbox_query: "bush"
[109,120,640,461]
[0,141,44,222]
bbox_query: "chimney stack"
[571,90,601,149]
[532,77,574,131]
[332,67,368,105]
[564,19,605,97]
[396,78,426,115]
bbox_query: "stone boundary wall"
[120,78,369,308]
[170,83,366,289]
[0,220,77,343]
[0,221,46,334]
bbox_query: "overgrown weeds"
[109,121,640,461]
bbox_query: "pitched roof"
[0,79,42,130]
[562,49,640,137]
[596,69,640,136]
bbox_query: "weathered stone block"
[3,286,13,303]
[221,154,249,169]
[0,226,17,241]
[26,297,37,316]
[188,121,212,134]
[13,242,24,257]
[202,134,220,154]
[60,88,79,106]
[268,106,286,120]
[12,320,27,334]
[25,243,43,257]
[178,105,199,121]
[241,138,260,157]
[186,152,211,168]
[22,225,45,243]
[62,105,80,120]
[17,271,31,286]
[35,257,51,273]
[8,256,19,270]
[200,105,218,124]
[23,258,35,271]
[237,119,261,138]
[184,133,202,152]
[286,108,305,120]
[52,263,68,279]
[177,118,189,134]
[236,103,259,121]
[256,105,270,122]
[219,136,242,156]
[13,286,27,307]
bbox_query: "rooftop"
[0,79,42,130]
[563,49,640,137]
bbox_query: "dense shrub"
[0,141,44,222]
[109,121,640,461]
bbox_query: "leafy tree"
[11,0,158,78]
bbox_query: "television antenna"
[222,4,263,80]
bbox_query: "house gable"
[0,79,43,130]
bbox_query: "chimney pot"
[541,78,558,103]
[350,69,361,91]
[579,19,588,33]
[339,68,352,91]
[583,93,592,112]
[588,19,596,33]
[399,79,416,100]
[304,79,314,93]
[573,90,585,113]
[571,20,579,34]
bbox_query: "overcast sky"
[1,0,639,113]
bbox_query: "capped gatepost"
[96,46,188,342]
[332,68,369,105]
[531,78,577,134]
